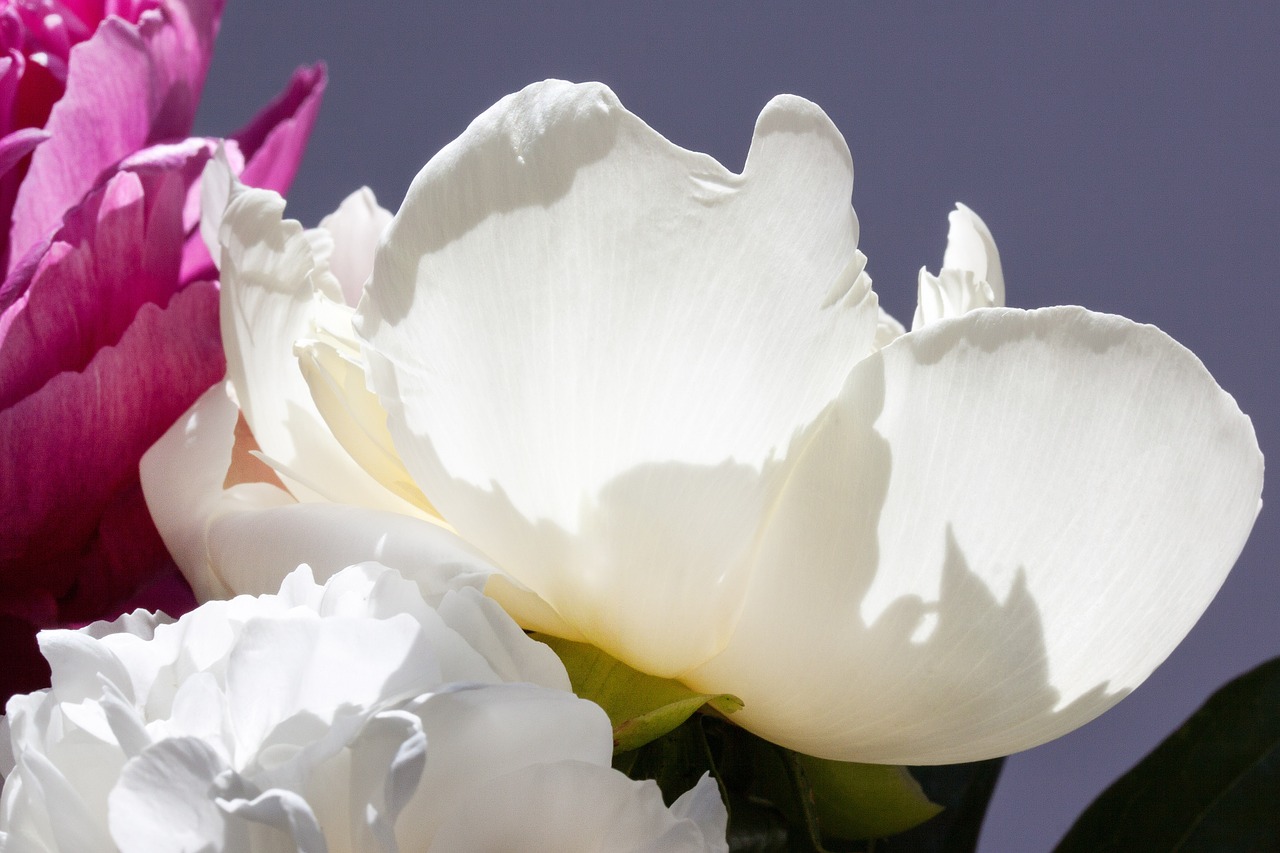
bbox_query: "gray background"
[194,4,1278,849]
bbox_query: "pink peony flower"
[0,0,326,703]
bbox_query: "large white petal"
[687,306,1262,763]
[360,79,878,675]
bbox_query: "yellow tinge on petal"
[295,335,447,524]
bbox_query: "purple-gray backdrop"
[194,4,1279,849]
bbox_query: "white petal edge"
[204,156,429,519]
[687,306,1262,763]
[317,187,392,307]
[942,203,1004,307]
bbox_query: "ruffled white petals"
[3,565,725,850]
[670,774,731,849]
[360,79,878,676]
[429,764,728,853]
[224,614,432,760]
[204,156,424,518]
[912,267,996,330]
[317,187,392,307]
[687,306,1262,763]
[217,789,327,853]
[911,204,1004,330]
[346,710,426,853]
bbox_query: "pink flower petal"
[0,167,187,409]
[233,62,327,195]
[178,63,327,283]
[0,279,223,599]
[6,0,222,273]
[0,127,48,180]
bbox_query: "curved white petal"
[206,503,494,600]
[317,187,392,307]
[687,306,1262,763]
[109,737,228,853]
[140,381,293,602]
[212,166,425,518]
[360,79,878,675]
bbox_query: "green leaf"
[876,759,1004,853]
[797,755,943,841]
[1056,656,1280,852]
[535,634,742,753]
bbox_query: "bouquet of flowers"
[0,5,1268,851]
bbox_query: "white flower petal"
[942,203,1004,307]
[217,788,325,853]
[395,683,613,849]
[212,167,421,517]
[206,502,494,599]
[912,204,1005,330]
[294,338,439,517]
[142,381,491,603]
[434,588,572,690]
[317,187,392,306]
[874,303,906,351]
[140,381,295,602]
[429,762,727,853]
[347,710,426,853]
[670,774,731,852]
[225,614,434,757]
[361,79,877,676]
[109,737,228,853]
[912,267,997,330]
[687,306,1262,763]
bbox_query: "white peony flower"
[141,80,1262,765]
[0,564,728,852]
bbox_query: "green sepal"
[533,634,742,753]
[796,755,944,841]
